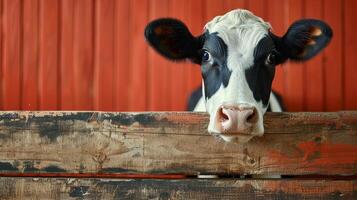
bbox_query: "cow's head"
[145,9,332,143]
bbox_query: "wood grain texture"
[0,178,355,200]
[0,111,355,176]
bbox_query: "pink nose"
[215,105,258,134]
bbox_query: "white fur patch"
[193,96,206,111]
[205,9,271,33]
[269,92,283,112]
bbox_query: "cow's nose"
[215,105,258,134]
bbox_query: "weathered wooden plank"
[0,111,355,134]
[0,112,356,176]
[0,178,355,200]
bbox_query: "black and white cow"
[145,9,332,143]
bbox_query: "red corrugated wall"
[0,0,356,111]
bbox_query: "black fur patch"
[201,33,232,99]
[144,18,203,64]
[272,19,333,61]
[245,36,276,106]
[187,86,203,111]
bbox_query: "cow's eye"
[202,50,212,62]
[265,52,276,66]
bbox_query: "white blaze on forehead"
[204,9,271,36]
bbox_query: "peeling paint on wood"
[0,178,355,200]
[0,111,355,176]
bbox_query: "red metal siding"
[0,0,356,111]
[344,0,357,109]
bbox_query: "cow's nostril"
[246,108,258,124]
[219,107,229,121]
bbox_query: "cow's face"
[145,9,332,143]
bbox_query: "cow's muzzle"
[210,104,262,142]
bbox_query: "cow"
[145,9,332,143]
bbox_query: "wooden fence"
[0,111,356,199]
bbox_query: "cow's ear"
[145,18,203,64]
[273,19,332,62]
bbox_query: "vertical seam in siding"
[126,1,131,111]
[35,0,40,110]
[112,0,116,111]
[145,1,149,110]
[37,0,42,109]
[57,0,62,110]
[113,0,117,110]
[282,0,289,110]
[19,0,24,110]
[281,1,291,104]
[166,0,171,110]
[302,0,307,111]
[341,0,346,109]
[70,0,75,110]
[0,0,2,109]
[92,0,97,110]
[263,0,268,19]
[321,0,327,111]
[147,0,152,110]
[245,0,249,9]
[127,0,131,111]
